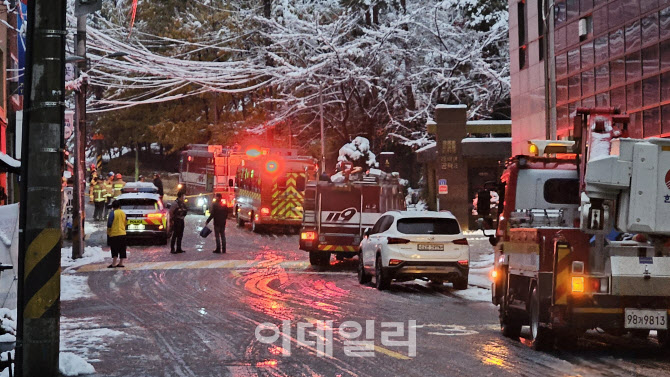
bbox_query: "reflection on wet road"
[61,214,670,377]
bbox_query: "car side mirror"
[364,228,371,237]
[477,217,498,244]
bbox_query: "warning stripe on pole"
[23,228,61,319]
[96,154,102,172]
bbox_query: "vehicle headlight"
[197,198,205,206]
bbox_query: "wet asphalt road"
[62,213,670,377]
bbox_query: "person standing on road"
[153,173,164,199]
[103,172,114,219]
[90,178,106,221]
[169,191,188,254]
[113,173,126,199]
[107,200,127,268]
[206,193,229,253]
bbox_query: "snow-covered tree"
[337,137,378,170]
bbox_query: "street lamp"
[70,50,128,259]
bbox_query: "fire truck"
[234,149,317,233]
[489,107,670,350]
[299,167,406,266]
[178,144,243,213]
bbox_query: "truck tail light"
[301,231,316,240]
[387,237,410,244]
[388,259,402,266]
[458,260,469,267]
[453,238,468,245]
[571,276,584,293]
[261,207,270,215]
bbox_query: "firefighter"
[112,173,126,199]
[206,193,229,254]
[89,163,98,183]
[169,191,188,254]
[103,172,115,219]
[90,178,106,221]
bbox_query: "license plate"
[128,224,146,231]
[417,244,444,251]
[624,309,668,329]
[129,220,143,225]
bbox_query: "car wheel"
[453,275,468,290]
[358,253,371,284]
[500,273,522,339]
[159,234,168,245]
[309,251,330,267]
[529,285,554,351]
[375,255,390,290]
[236,211,245,227]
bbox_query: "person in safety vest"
[90,178,107,221]
[103,172,115,219]
[112,173,126,199]
[107,200,127,268]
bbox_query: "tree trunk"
[263,0,271,18]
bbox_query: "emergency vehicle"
[299,167,406,266]
[178,144,243,213]
[489,107,670,350]
[234,149,317,233]
[116,182,171,245]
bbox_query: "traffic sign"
[438,179,448,195]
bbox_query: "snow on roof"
[466,120,512,126]
[461,137,512,143]
[435,104,467,109]
[415,141,436,153]
[0,152,20,170]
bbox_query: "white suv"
[358,211,469,290]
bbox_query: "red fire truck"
[234,148,317,233]
[299,168,406,266]
[178,145,244,213]
[489,108,670,350]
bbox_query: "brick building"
[509,0,670,154]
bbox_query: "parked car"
[358,211,469,290]
[115,192,171,245]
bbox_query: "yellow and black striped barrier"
[554,244,572,305]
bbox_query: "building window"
[538,0,545,61]
[579,16,593,42]
[518,1,528,70]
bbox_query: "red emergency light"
[246,148,262,158]
[266,160,279,173]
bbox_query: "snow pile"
[338,137,378,169]
[59,352,95,376]
[0,204,18,247]
[0,308,16,343]
[61,246,108,272]
[61,316,128,361]
[61,275,94,301]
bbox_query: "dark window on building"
[581,0,593,12]
[641,13,659,45]
[627,81,642,110]
[557,78,569,103]
[555,0,567,26]
[611,86,627,110]
[609,28,624,57]
[544,179,580,205]
[642,45,659,76]
[593,5,609,35]
[569,74,581,99]
[567,0,579,20]
[595,63,610,91]
[568,48,581,73]
[581,41,594,68]
[629,112,643,138]
[625,21,641,52]
[582,69,595,96]
[556,53,568,77]
[609,0,624,28]
[641,0,659,13]
[643,76,660,106]
[661,7,670,40]
[518,1,528,70]
[643,107,661,137]
[622,0,640,21]
[594,35,608,63]
[660,72,670,102]
[610,58,625,83]
[661,39,670,71]
[557,104,570,129]
[596,92,610,107]
[626,52,641,81]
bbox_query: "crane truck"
[489,107,670,350]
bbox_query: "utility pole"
[17,0,67,375]
[72,14,87,259]
[319,83,326,172]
